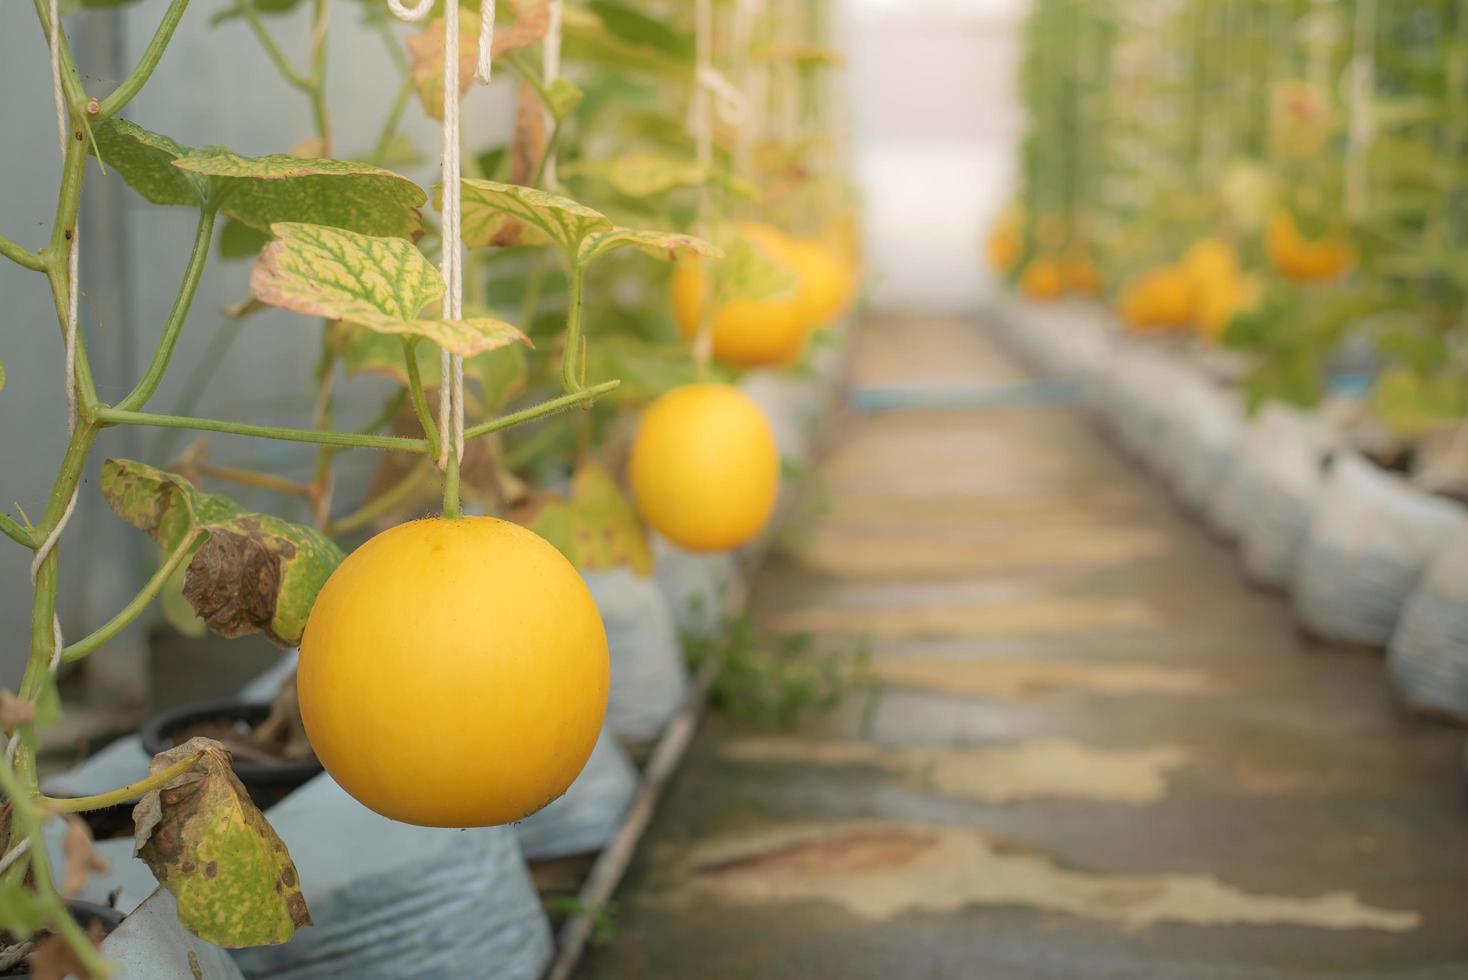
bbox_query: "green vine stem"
[402,339,442,459]
[96,0,193,119]
[462,379,619,441]
[0,516,34,549]
[235,0,313,92]
[61,530,208,664]
[560,260,587,392]
[0,761,112,978]
[95,408,431,453]
[115,207,217,413]
[38,750,203,814]
[0,234,46,272]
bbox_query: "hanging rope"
[386,0,497,474]
[542,0,563,188]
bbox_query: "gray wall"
[1,0,515,692]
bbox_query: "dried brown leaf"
[0,691,34,729]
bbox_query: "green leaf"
[92,118,205,207]
[530,461,651,574]
[219,218,272,261]
[251,223,530,357]
[133,738,310,947]
[579,227,721,265]
[94,120,426,239]
[175,148,425,240]
[585,1,692,61]
[459,178,613,253]
[101,459,344,646]
[0,882,46,939]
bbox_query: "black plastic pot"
[2,901,126,978]
[140,699,321,811]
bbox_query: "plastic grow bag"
[231,775,551,980]
[1388,524,1468,719]
[1211,405,1326,558]
[514,724,637,861]
[1293,453,1468,646]
[583,567,688,742]
[653,534,738,638]
[102,888,246,980]
[1166,379,1246,514]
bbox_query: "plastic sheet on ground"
[1219,407,1330,585]
[231,774,551,980]
[1293,453,1468,646]
[583,567,689,742]
[1389,523,1468,719]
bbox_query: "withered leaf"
[132,738,310,948]
[0,691,34,729]
[102,459,344,647]
[27,921,106,980]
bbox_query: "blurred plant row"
[991,0,1466,477]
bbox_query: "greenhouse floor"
[579,315,1468,980]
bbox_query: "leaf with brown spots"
[132,738,310,948]
[102,459,344,646]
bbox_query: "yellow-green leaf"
[91,118,206,206]
[530,460,652,575]
[546,77,584,121]
[579,227,722,265]
[132,738,310,948]
[251,223,530,356]
[459,178,613,252]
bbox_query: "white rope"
[541,0,563,188]
[386,0,495,474]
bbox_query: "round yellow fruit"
[986,226,1023,273]
[786,238,852,329]
[298,516,608,827]
[1267,210,1353,283]
[629,383,780,552]
[1183,238,1239,293]
[670,259,807,367]
[1021,257,1065,301]
[1117,266,1193,331]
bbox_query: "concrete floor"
[580,316,1468,980]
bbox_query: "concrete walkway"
[581,316,1468,980]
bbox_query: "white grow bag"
[1293,453,1468,646]
[1388,523,1468,719]
[1212,406,1329,581]
[653,535,738,638]
[583,568,688,743]
[231,777,551,980]
[1162,376,1247,514]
